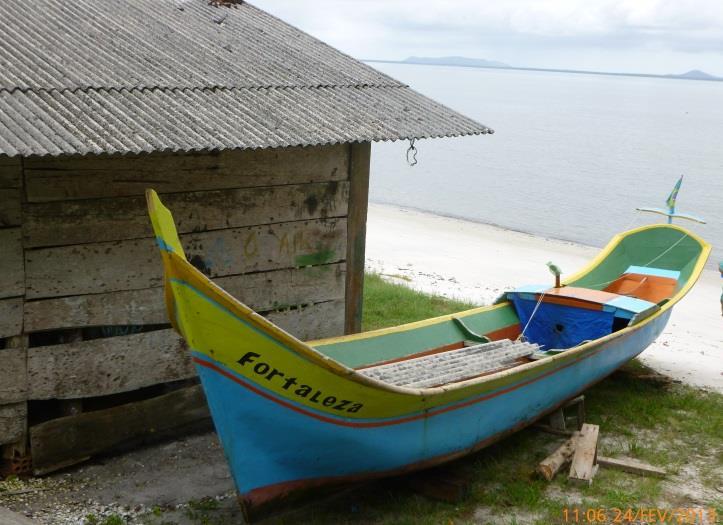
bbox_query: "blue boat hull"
[193,309,671,515]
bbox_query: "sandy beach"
[366,203,722,392]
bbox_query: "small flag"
[666,175,683,211]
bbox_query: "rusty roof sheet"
[0,0,492,157]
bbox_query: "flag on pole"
[666,175,683,211]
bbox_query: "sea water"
[369,63,723,268]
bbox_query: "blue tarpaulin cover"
[511,296,614,350]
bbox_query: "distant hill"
[402,56,510,69]
[367,57,722,82]
[670,69,720,81]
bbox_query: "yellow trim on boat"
[562,222,710,285]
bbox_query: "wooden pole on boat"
[547,261,563,288]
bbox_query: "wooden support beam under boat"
[568,423,600,486]
[344,142,371,334]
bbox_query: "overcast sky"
[251,0,723,76]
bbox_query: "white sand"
[365,204,722,392]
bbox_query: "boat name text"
[237,352,364,413]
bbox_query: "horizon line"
[363,59,723,83]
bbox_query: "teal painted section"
[625,265,681,280]
[607,295,656,313]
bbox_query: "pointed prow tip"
[146,188,187,260]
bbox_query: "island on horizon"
[366,56,722,83]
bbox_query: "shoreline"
[365,203,722,392]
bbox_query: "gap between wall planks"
[24,263,346,332]
[22,144,349,202]
[24,218,348,299]
[29,384,211,475]
[344,142,371,334]
[27,299,344,401]
[23,181,349,248]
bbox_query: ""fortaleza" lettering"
[237,352,364,413]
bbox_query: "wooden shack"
[0,0,491,474]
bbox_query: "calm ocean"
[368,63,722,268]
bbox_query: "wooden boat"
[146,189,710,520]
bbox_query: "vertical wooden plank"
[0,346,27,404]
[568,423,600,486]
[0,402,26,446]
[344,142,371,334]
[0,297,23,338]
[0,229,24,298]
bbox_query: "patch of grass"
[362,273,475,331]
[185,497,223,525]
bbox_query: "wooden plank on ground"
[23,263,345,331]
[0,297,23,339]
[0,188,21,227]
[537,431,581,481]
[23,181,349,247]
[0,403,26,446]
[597,456,666,478]
[29,384,210,474]
[27,329,192,400]
[568,423,600,486]
[344,142,370,334]
[0,347,27,404]
[24,144,349,202]
[25,218,347,298]
[0,229,23,299]
[0,508,38,525]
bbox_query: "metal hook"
[406,138,418,166]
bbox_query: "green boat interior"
[310,226,707,388]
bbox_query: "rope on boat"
[578,232,690,290]
[517,288,547,342]
[642,232,689,267]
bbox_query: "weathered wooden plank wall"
[24,264,345,332]
[0,142,371,471]
[23,145,348,201]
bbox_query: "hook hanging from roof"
[406,138,418,167]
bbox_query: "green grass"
[268,273,723,524]
[362,273,474,331]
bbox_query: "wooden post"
[569,423,600,486]
[344,142,371,334]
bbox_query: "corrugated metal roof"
[0,0,492,157]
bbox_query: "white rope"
[578,232,689,290]
[518,289,547,341]
[643,232,689,267]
